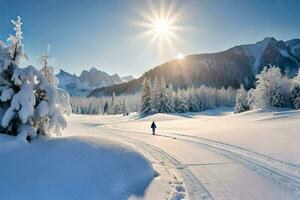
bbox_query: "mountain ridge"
[56,68,134,96]
[89,37,300,97]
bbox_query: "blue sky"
[0,0,299,77]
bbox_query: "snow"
[56,68,134,97]
[54,107,300,199]
[37,100,49,117]
[279,49,299,65]
[1,107,300,199]
[56,70,92,97]
[241,37,271,74]
[112,108,300,164]
[0,134,156,200]
[285,39,300,57]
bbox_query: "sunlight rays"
[133,0,187,59]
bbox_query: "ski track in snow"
[101,128,213,200]
[102,124,300,198]
[163,133,300,196]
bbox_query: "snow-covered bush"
[234,66,300,112]
[0,17,71,141]
[291,69,300,109]
[234,84,250,113]
[291,85,300,109]
[251,66,292,109]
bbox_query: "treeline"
[71,66,300,116]
[70,94,140,115]
[140,78,237,115]
[70,79,237,115]
[235,66,300,113]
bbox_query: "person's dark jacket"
[151,122,157,129]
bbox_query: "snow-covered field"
[0,134,155,200]
[111,108,300,165]
[65,107,300,199]
[1,107,300,200]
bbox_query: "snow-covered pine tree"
[96,98,103,114]
[291,69,300,109]
[174,90,188,113]
[108,92,116,114]
[121,98,129,115]
[291,85,300,109]
[167,84,175,111]
[234,84,249,113]
[150,77,159,114]
[140,78,152,115]
[156,78,173,113]
[102,101,108,114]
[39,44,58,87]
[247,88,255,110]
[7,16,29,64]
[252,66,292,108]
[0,16,71,141]
[114,100,123,114]
[187,87,199,112]
[88,103,94,114]
[270,86,291,107]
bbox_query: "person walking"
[151,121,157,135]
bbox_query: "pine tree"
[155,78,173,113]
[7,16,28,63]
[187,87,199,112]
[0,17,71,141]
[39,44,58,87]
[96,98,103,114]
[270,86,290,107]
[252,66,292,108]
[140,78,152,115]
[108,92,116,114]
[234,84,249,113]
[121,98,129,115]
[114,100,123,114]
[291,85,300,109]
[174,90,188,113]
[291,69,300,109]
[150,77,159,114]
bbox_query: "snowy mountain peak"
[285,38,300,47]
[89,67,99,73]
[122,75,135,82]
[56,68,134,96]
[260,37,277,44]
[233,37,300,74]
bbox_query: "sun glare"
[133,0,187,56]
[177,53,184,60]
[154,19,169,35]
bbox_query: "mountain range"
[56,67,134,96]
[89,37,300,97]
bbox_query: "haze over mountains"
[89,37,300,97]
[56,67,134,96]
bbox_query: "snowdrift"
[0,135,155,200]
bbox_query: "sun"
[154,19,169,35]
[177,53,184,60]
[133,0,186,55]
